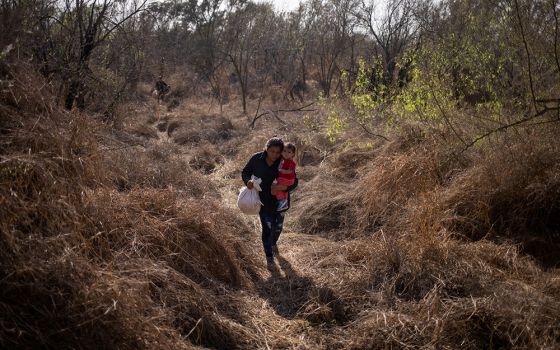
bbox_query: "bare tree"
[222,2,275,114]
[305,0,358,97]
[48,0,148,109]
[354,0,417,85]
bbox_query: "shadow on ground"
[256,252,346,324]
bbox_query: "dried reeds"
[0,65,261,349]
[2,62,560,349]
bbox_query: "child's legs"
[275,177,294,199]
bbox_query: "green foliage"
[346,25,508,134]
[325,109,347,142]
[351,57,387,125]
[318,93,349,142]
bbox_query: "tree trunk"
[65,77,85,110]
[240,81,247,114]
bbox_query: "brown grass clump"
[172,114,236,146]
[290,122,560,347]
[335,232,560,349]
[291,141,380,237]
[188,142,225,173]
[299,224,560,349]
[130,123,159,139]
[106,143,214,196]
[0,66,105,262]
[448,135,560,236]
[1,255,188,349]
[293,173,357,237]
[294,140,447,238]
[407,130,560,267]
[328,143,382,178]
[85,188,258,287]
[353,146,443,232]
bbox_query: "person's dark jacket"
[241,151,298,212]
[155,80,169,94]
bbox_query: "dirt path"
[226,228,370,349]
[143,112,362,348]
[226,231,341,348]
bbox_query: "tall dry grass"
[290,115,560,347]
[2,61,560,349]
[0,64,262,349]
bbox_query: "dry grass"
[353,145,443,232]
[187,142,225,173]
[333,234,560,349]
[294,140,444,237]
[284,223,559,348]
[130,123,159,139]
[106,143,215,196]
[446,134,560,236]
[0,66,261,349]
[171,114,237,146]
[293,173,357,237]
[288,117,560,347]
[2,63,560,349]
[403,128,560,267]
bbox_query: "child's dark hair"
[285,142,296,152]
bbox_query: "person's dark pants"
[259,209,285,258]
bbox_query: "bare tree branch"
[461,106,560,153]
[250,102,316,129]
[514,0,539,113]
[357,122,390,141]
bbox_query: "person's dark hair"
[285,142,296,152]
[265,137,284,150]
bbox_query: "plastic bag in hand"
[237,176,262,215]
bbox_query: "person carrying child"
[272,142,296,212]
[241,138,298,266]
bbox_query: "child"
[273,142,296,211]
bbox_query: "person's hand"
[247,180,254,189]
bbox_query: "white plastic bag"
[237,176,263,215]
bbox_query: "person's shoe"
[272,245,279,255]
[266,256,275,267]
[277,198,288,211]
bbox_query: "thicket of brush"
[0,66,265,349]
[4,0,560,346]
[2,59,560,348]
[292,110,560,348]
